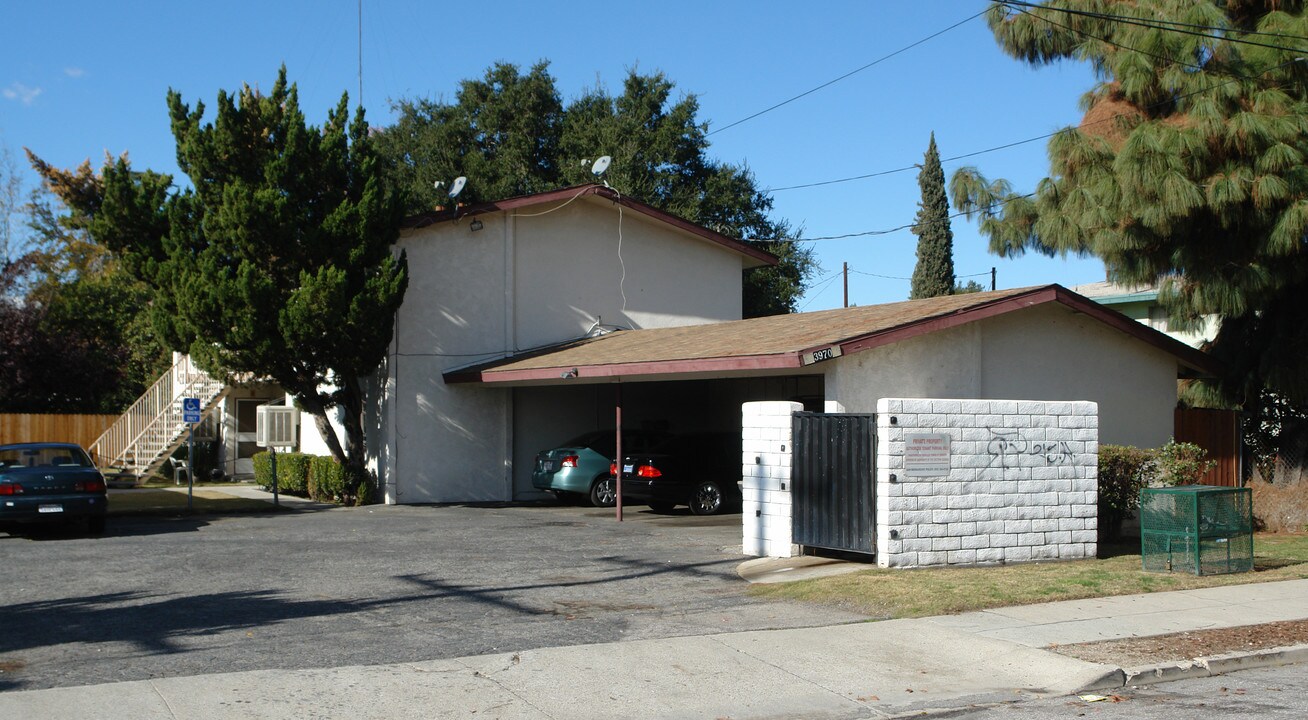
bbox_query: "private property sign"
[904,433,951,476]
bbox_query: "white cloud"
[64,67,85,78]
[2,82,42,105]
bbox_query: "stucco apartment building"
[289,184,1219,505]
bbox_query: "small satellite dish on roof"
[591,156,611,177]
[448,176,467,199]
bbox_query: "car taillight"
[560,455,579,468]
[75,478,106,493]
[609,462,618,476]
[0,483,20,495]
[636,464,662,478]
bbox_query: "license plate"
[623,464,633,473]
[542,461,554,472]
[38,504,63,514]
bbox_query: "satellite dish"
[591,156,612,177]
[448,176,467,199]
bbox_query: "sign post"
[182,397,201,511]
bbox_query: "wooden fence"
[1174,407,1241,487]
[0,414,119,450]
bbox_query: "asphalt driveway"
[0,502,867,692]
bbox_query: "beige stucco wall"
[372,195,751,503]
[826,304,1178,448]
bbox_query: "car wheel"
[87,516,106,535]
[689,481,724,516]
[589,476,617,507]
[648,501,676,514]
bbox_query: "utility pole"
[991,267,996,292]
[843,262,849,308]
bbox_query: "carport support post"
[615,382,623,522]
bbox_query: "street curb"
[1071,643,1308,691]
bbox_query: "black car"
[615,432,741,515]
[0,442,108,534]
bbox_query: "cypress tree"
[910,132,955,299]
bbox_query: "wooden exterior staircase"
[89,354,227,479]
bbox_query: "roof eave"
[401,185,778,268]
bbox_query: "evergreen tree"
[374,62,816,317]
[951,1,1308,408]
[910,132,955,299]
[96,67,407,497]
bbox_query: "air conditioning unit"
[256,405,300,448]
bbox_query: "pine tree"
[951,1,1308,408]
[95,67,408,497]
[910,133,955,299]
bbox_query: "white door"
[235,399,262,476]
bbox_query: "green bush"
[1154,439,1216,486]
[308,455,346,502]
[1098,445,1156,541]
[253,451,273,490]
[276,452,311,495]
[251,451,311,496]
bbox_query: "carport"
[444,285,1220,514]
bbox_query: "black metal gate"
[791,412,876,554]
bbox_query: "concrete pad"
[737,555,870,584]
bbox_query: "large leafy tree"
[374,62,815,317]
[951,0,1308,408]
[910,132,956,299]
[96,67,408,493]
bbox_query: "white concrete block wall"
[741,401,802,558]
[875,398,1098,568]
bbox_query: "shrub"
[253,451,273,490]
[308,455,346,502]
[1153,439,1216,486]
[1097,445,1155,541]
[276,452,312,495]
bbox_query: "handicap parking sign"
[182,397,201,423]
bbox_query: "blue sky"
[0,1,1106,309]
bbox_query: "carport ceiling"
[444,285,1222,386]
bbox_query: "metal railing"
[88,355,226,476]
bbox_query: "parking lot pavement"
[0,502,869,692]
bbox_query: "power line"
[849,268,992,281]
[768,51,1304,195]
[1000,0,1308,55]
[707,9,987,137]
[759,193,1037,243]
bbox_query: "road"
[0,502,865,692]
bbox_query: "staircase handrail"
[89,355,221,469]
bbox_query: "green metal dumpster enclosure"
[1140,485,1253,575]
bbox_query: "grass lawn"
[750,533,1308,619]
[107,489,282,516]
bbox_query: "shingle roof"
[445,284,1221,384]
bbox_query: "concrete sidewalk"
[4,579,1307,719]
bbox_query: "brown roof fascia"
[801,284,1222,378]
[1048,285,1224,377]
[401,184,778,267]
[446,352,803,384]
[808,287,1060,358]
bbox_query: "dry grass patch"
[750,533,1308,619]
[107,489,280,516]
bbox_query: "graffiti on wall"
[987,428,1073,472]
